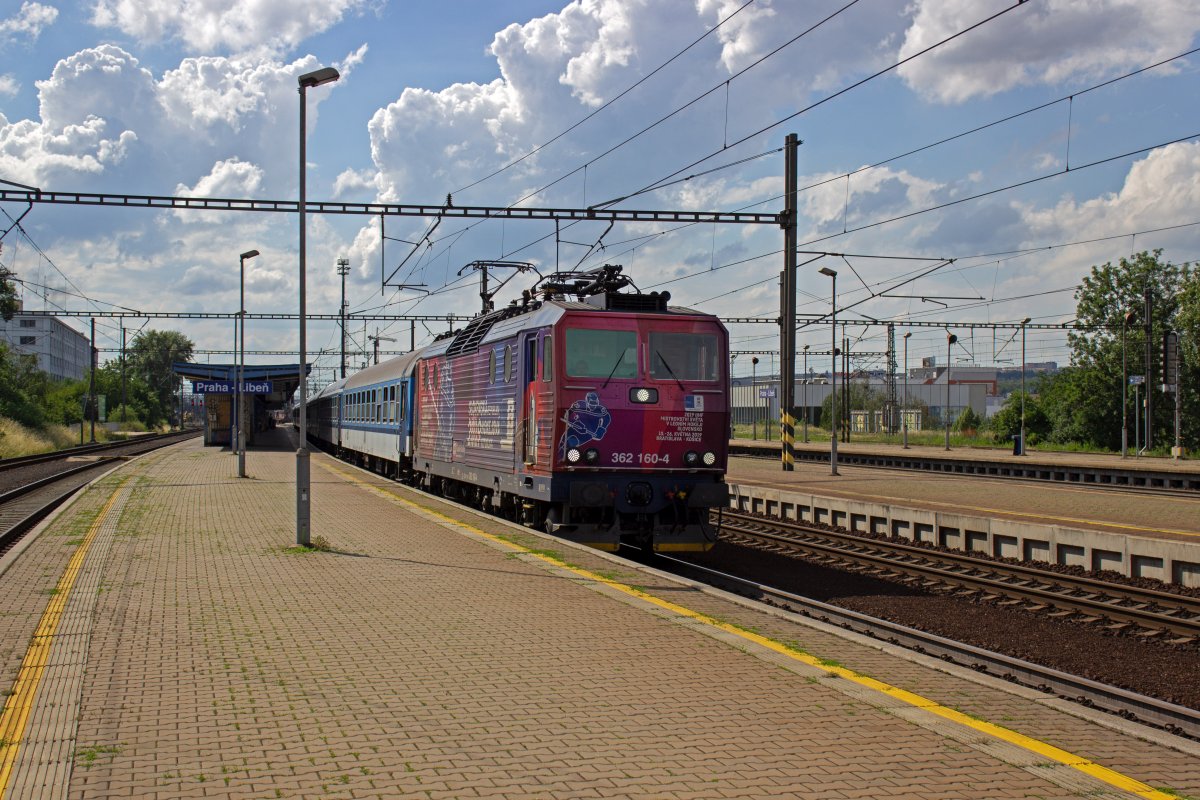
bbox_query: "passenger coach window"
[649,331,720,382]
[565,328,637,379]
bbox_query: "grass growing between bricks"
[74,744,120,768]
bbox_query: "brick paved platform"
[2,428,1199,799]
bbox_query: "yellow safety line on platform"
[321,461,1175,800]
[788,484,1200,539]
[0,479,129,795]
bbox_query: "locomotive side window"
[565,328,637,379]
[497,346,507,383]
[507,345,517,382]
[488,350,496,385]
[542,335,553,382]
[649,332,720,382]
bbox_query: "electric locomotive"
[308,264,730,553]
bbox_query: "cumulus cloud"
[0,75,18,97]
[333,167,376,198]
[898,0,1200,103]
[172,157,265,223]
[90,0,376,55]
[1021,141,1200,243]
[0,45,352,192]
[0,2,58,42]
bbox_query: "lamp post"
[337,257,350,379]
[819,266,838,475]
[802,344,809,443]
[297,65,340,547]
[1019,316,1030,456]
[238,249,260,479]
[1121,315,1129,457]
[751,357,759,440]
[945,332,957,451]
[902,332,911,449]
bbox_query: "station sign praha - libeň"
[192,380,274,394]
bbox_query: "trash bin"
[1012,434,1023,456]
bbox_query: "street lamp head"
[240,249,260,261]
[903,331,911,340]
[818,266,837,278]
[751,356,759,365]
[947,333,958,344]
[1021,317,1031,325]
[1123,310,1136,324]
[298,67,340,88]
[803,344,809,352]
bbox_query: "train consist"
[305,265,730,552]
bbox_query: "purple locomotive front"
[412,294,729,552]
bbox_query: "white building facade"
[0,309,91,382]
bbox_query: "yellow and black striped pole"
[779,133,799,471]
[780,409,795,470]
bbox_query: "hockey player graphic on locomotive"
[306,264,729,553]
[558,392,611,460]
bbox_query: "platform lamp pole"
[751,357,759,440]
[819,266,838,475]
[297,66,340,547]
[802,344,809,443]
[238,249,259,479]
[902,332,911,449]
[1121,314,1128,457]
[337,257,350,379]
[1019,317,1031,456]
[945,332,957,451]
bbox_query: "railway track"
[716,509,1200,644]
[657,544,1200,739]
[0,429,201,560]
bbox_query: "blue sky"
[1,0,1198,383]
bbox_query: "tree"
[1174,270,1200,450]
[128,330,194,425]
[1061,250,1195,451]
[987,390,1049,444]
[0,267,18,321]
[0,342,46,427]
[818,381,881,430]
[953,406,982,433]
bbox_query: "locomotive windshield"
[565,328,637,379]
[649,332,720,382]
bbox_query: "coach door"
[522,333,538,465]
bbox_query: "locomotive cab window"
[565,329,637,379]
[649,332,720,382]
[542,335,553,382]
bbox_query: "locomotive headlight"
[629,387,658,404]
[584,448,600,464]
[702,451,717,466]
[567,448,582,464]
[684,451,699,466]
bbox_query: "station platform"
[2,430,1199,799]
[727,446,1200,587]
